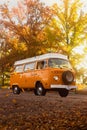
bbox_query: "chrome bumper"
[50,85,77,90]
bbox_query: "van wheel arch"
[34,81,46,96]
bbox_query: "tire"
[58,89,69,97]
[62,71,74,85]
[34,82,46,96]
[13,86,21,94]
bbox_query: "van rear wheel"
[13,86,21,94]
[58,89,69,97]
[34,82,46,96]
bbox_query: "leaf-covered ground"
[0,89,87,130]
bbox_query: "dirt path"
[0,89,87,130]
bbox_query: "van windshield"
[48,58,72,69]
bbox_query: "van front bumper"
[50,85,77,90]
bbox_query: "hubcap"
[37,87,42,95]
[14,87,18,93]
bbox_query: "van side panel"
[34,68,50,89]
[20,70,36,88]
[10,72,23,87]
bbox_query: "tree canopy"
[0,0,87,85]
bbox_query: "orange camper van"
[10,53,77,97]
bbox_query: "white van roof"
[14,53,68,66]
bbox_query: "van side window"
[14,65,24,72]
[37,60,47,69]
[24,62,35,71]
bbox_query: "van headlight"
[53,76,58,81]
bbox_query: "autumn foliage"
[0,89,87,129]
[0,0,87,85]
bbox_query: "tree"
[0,0,52,58]
[43,0,87,79]
[0,0,53,86]
[45,0,87,55]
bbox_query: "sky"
[0,0,87,13]
[0,0,87,10]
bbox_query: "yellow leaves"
[9,37,27,51]
[37,32,45,42]
[5,93,9,97]
[3,9,8,14]
[22,26,30,36]
[77,84,87,90]
[19,42,27,51]
[22,28,28,36]
[12,99,17,104]
[9,38,19,49]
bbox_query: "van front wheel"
[34,83,46,96]
[58,89,69,97]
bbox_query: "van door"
[35,60,49,87]
[21,62,36,88]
